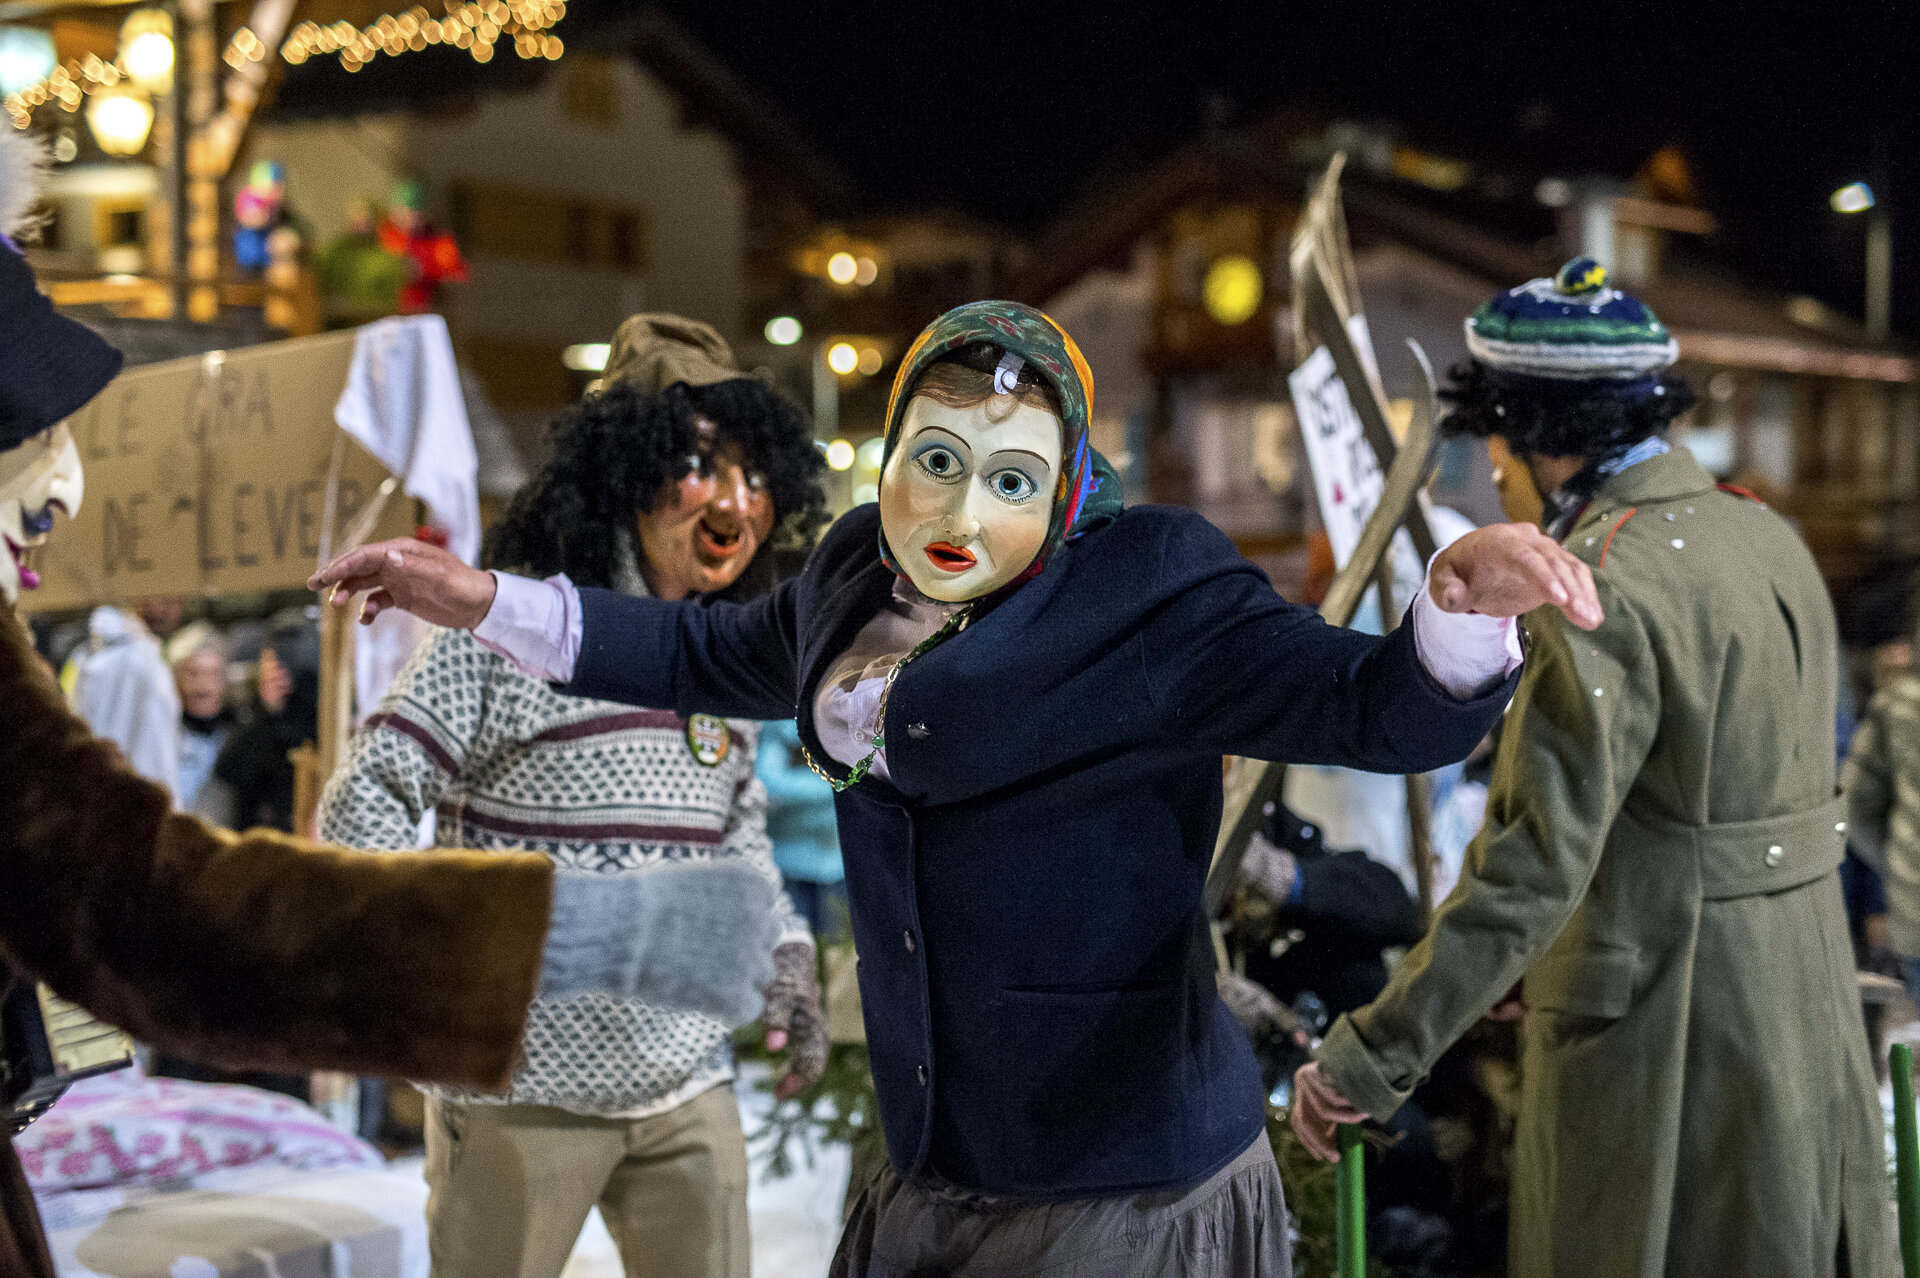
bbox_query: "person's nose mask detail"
[0,423,84,603]
[878,360,1063,603]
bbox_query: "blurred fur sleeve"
[0,608,551,1093]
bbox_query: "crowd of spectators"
[44,597,320,839]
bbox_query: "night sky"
[281,2,1917,338]
[637,1,1917,339]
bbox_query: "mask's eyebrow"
[905,425,973,458]
[988,448,1051,468]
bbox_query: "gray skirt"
[829,1133,1290,1278]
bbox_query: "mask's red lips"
[695,516,744,560]
[4,536,37,590]
[924,541,976,572]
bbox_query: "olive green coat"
[1318,449,1890,1278]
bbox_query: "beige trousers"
[423,1084,749,1278]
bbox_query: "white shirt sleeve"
[471,570,582,683]
[1409,566,1525,700]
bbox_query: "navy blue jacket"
[565,503,1514,1198]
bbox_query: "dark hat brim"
[1,247,124,452]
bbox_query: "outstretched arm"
[318,627,489,852]
[1144,515,1594,771]
[1294,585,1659,1157]
[0,608,550,1093]
[309,538,800,720]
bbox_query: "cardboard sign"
[1290,343,1381,569]
[1290,321,1423,619]
[20,329,410,613]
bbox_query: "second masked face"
[0,423,84,604]
[879,394,1062,602]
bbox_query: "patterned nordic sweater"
[317,623,808,1117]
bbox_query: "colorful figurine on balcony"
[378,178,467,314]
[231,160,299,277]
[316,195,406,325]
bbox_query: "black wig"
[1439,359,1697,458]
[482,378,826,598]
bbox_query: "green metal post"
[1894,1043,1920,1278]
[1336,1122,1365,1278]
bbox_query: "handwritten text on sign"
[1290,344,1383,569]
[22,329,410,612]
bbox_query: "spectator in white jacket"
[71,603,179,801]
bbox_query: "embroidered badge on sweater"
[686,714,732,766]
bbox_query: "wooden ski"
[1205,153,1442,918]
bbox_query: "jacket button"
[1764,845,1785,867]
[904,930,916,953]
[907,721,930,739]
[916,1064,928,1086]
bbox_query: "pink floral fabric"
[12,1067,382,1193]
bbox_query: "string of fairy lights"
[4,0,564,130]
[281,1,565,70]
[5,52,144,131]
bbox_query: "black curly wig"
[1439,359,1697,458]
[482,378,826,599]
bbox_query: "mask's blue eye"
[914,445,964,482]
[986,468,1037,504]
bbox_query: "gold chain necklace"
[801,603,973,793]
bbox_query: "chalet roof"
[1344,182,1915,382]
[1015,109,1913,383]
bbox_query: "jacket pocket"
[985,983,1186,1193]
[1525,943,1638,1020]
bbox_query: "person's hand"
[763,941,827,1101]
[258,649,292,715]
[1484,981,1526,1023]
[1290,1061,1369,1161]
[1216,970,1309,1050]
[1430,522,1602,631]
[308,538,497,629]
[1237,833,1299,906]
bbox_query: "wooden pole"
[1894,1042,1920,1278]
[1336,1122,1366,1278]
[1404,771,1436,931]
[314,598,354,790]
[1369,536,1438,931]
[180,0,219,321]
[158,0,188,319]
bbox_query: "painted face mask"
[880,376,1064,602]
[0,423,83,603]
[876,301,1121,603]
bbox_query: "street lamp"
[85,86,154,156]
[1832,182,1874,215]
[1202,254,1263,325]
[0,26,56,97]
[1832,181,1891,343]
[119,8,174,95]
